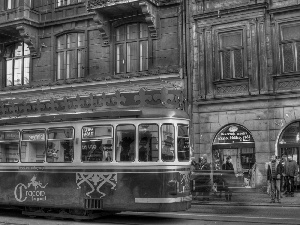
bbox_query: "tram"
[0,99,191,220]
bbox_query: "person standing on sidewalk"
[267,155,284,203]
[199,154,211,201]
[221,156,234,201]
[281,155,287,194]
[284,154,298,197]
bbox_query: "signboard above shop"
[213,125,254,144]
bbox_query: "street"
[0,204,300,225]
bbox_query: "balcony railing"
[0,7,40,24]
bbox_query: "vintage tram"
[0,89,191,220]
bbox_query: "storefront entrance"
[212,124,256,188]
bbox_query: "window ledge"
[55,2,85,11]
[272,72,300,78]
[213,77,249,85]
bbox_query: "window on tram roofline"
[57,32,86,80]
[138,124,159,162]
[20,129,46,163]
[177,124,190,161]
[4,42,30,87]
[56,0,85,7]
[218,30,244,80]
[47,127,74,163]
[116,124,136,162]
[81,125,113,162]
[280,23,300,73]
[115,23,149,74]
[0,130,20,163]
[161,124,175,162]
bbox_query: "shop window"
[115,124,135,162]
[115,23,149,74]
[280,24,300,73]
[57,0,84,7]
[0,130,20,163]
[138,124,159,162]
[21,129,46,163]
[81,125,113,162]
[47,127,74,163]
[161,124,175,162]
[177,125,190,161]
[4,42,30,87]
[218,31,244,79]
[57,32,86,80]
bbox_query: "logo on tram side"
[14,175,48,202]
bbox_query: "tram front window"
[116,124,135,162]
[178,125,190,161]
[0,131,19,163]
[138,124,159,162]
[21,129,46,163]
[81,126,113,162]
[161,124,175,162]
[47,127,74,163]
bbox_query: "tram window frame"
[161,124,175,162]
[177,124,190,162]
[138,124,159,162]
[20,129,46,163]
[47,127,75,163]
[0,130,20,163]
[115,124,136,162]
[81,125,114,162]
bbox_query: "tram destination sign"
[214,125,254,144]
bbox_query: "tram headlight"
[167,180,177,195]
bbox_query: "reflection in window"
[116,125,135,162]
[161,124,175,162]
[47,127,74,163]
[21,129,46,163]
[116,23,149,73]
[57,0,84,7]
[177,125,190,161]
[138,124,159,162]
[0,131,19,163]
[57,33,86,80]
[81,126,113,162]
[4,42,30,87]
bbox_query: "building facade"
[189,0,300,187]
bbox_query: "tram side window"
[161,124,175,162]
[21,129,46,163]
[0,131,20,163]
[177,125,190,161]
[116,125,135,162]
[138,124,159,162]
[47,127,74,163]
[81,126,113,162]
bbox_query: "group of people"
[267,154,298,203]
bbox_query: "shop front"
[212,124,256,188]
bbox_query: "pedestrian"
[199,154,211,201]
[221,156,234,201]
[284,154,298,197]
[281,155,287,194]
[267,155,284,203]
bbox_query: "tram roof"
[0,107,189,125]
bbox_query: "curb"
[192,201,300,207]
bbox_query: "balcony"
[0,7,40,25]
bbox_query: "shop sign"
[214,125,254,144]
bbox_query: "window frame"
[0,130,20,163]
[114,23,150,74]
[138,123,159,162]
[56,32,86,80]
[115,124,136,162]
[56,0,84,8]
[4,42,31,87]
[161,123,175,162]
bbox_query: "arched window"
[115,23,149,73]
[57,32,86,80]
[4,42,30,87]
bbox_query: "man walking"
[285,154,298,197]
[267,155,284,203]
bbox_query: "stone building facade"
[189,0,300,187]
[0,0,187,116]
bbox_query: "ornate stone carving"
[93,12,110,44]
[16,25,38,56]
[278,80,300,90]
[139,1,158,38]
[216,84,248,95]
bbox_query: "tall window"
[281,24,300,73]
[57,33,86,80]
[219,31,244,79]
[5,42,30,87]
[57,0,84,7]
[115,23,149,73]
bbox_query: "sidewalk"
[192,189,300,207]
